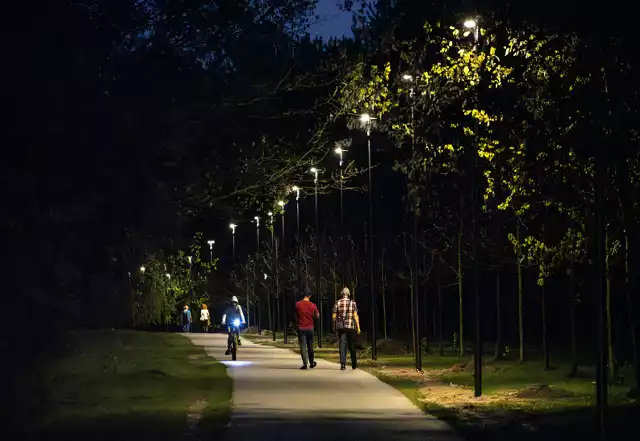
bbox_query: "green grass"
[244,333,639,440]
[28,330,231,441]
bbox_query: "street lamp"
[277,199,288,343]
[229,223,237,264]
[402,72,422,372]
[166,273,171,280]
[207,239,215,262]
[291,186,301,299]
[187,256,193,301]
[334,146,347,287]
[268,211,277,341]
[252,216,261,331]
[463,15,482,398]
[254,216,260,254]
[309,167,322,348]
[360,112,377,361]
[140,265,146,274]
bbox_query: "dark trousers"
[298,329,315,366]
[338,329,357,367]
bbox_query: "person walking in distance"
[295,286,320,370]
[200,303,210,333]
[332,287,361,370]
[182,305,192,333]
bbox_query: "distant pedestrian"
[332,287,361,370]
[295,287,320,370]
[182,305,192,333]
[200,304,210,333]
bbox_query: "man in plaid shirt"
[332,287,361,370]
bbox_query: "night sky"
[308,0,353,40]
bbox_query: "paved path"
[188,333,461,441]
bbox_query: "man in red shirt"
[295,287,320,370]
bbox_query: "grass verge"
[244,332,638,441]
[26,330,231,441]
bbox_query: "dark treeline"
[4,0,640,432]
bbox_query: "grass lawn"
[27,330,231,441]
[244,332,639,441]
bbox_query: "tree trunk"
[493,269,503,360]
[405,233,416,354]
[437,263,444,356]
[423,254,430,354]
[381,247,387,340]
[517,222,525,363]
[541,282,550,370]
[569,269,579,377]
[458,226,464,357]
[605,227,617,381]
[624,230,640,395]
[392,286,397,334]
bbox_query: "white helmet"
[231,296,239,304]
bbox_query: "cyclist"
[221,296,246,355]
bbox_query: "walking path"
[188,333,461,441]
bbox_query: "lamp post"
[464,17,482,398]
[207,240,215,262]
[229,223,237,264]
[277,200,288,343]
[292,186,301,297]
[140,265,146,275]
[252,216,260,330]
[334,146,347,286]
[187,255,193,303]
[402,73,422,372]
[269,211,277,341]
[263,272,269,336]
[310,167,322,348]
[360,113,377,361]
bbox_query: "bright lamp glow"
[277,200,285,207]
[310,167,318,173]
[268,211,273,216]
[207,239,215,246]
[264,273,268,279]
[292,185,299,192]
[229,223,236,230]
[140,265,146,273]
[463,19,476,29]
[233,318,241,327]
[360,113,371,123]
[334,147,342,154]
[187,256,192,264]
[403,74,413,81]
[165,273,171,279]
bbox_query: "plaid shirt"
[332,297,358,330]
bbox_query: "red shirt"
[295,300,319,329]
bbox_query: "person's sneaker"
[352,365,357,370]
[310,362,317,369]
[341,363,346,370]
[225,349,230,355]
[300,365,308,370]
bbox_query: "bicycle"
[229,318,241,361]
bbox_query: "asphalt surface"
[187,333,461,441]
